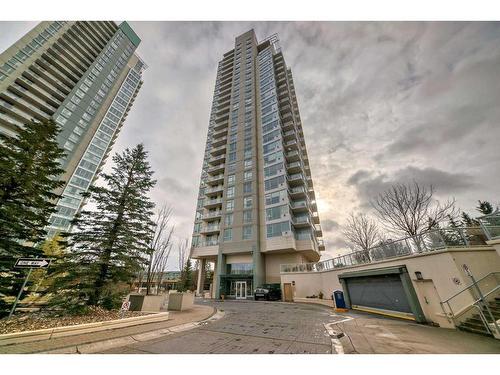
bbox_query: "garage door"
[345,274,412,314]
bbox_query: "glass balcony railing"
[478,212,500,240]
[280,226,498,273]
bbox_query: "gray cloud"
[321,219,340,232]
[2,21,499,262]
[347,166,478,208]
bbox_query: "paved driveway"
[101,299,500,354]
[102,300,333,354]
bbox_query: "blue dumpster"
[333,290,346,309]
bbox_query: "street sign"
[14,258,51,269]
[120,301,131,311]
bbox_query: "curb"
[0,312,170,346]
[41,308,224,354]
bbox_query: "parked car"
[254,284,282,301]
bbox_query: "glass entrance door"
[235,281,247,299]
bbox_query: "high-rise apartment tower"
[0,21,145,237]
[191,30,324,299]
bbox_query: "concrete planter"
[128,294,166,312]
[168,292,194,311]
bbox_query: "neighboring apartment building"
[191,30,325,299]
[0,21,145,237]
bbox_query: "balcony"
[290,200,308,213]
[289,186,307,199]
[314,224,323,237]
[207,163,225,175]
[206,174,224,185]
[201,211,223,221]
[212,127,228,139]
[312,212,320,224]
[284,139,298,150]
[308,188,316,200]
[306,175,313,187]
[212,135,228,148]
[214,112,229,124]
[200,224,221,234]
[281,111,293,123]
[286,161,302,174]
[318,239,325,251]
[213,114,228,130]
[287,173,305,186]
[292,215,312,228]
[204,198,223,209]
[304,164,311,176]
[201,239,220,247]
[210,144,227,156]
[310,200,317,210]
[285,150,300,162]
[205,185,224,197]
[209,154,226,166]
[282,120,294,131]
[283,129,296,141]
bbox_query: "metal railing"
[281,226,498,273]
[440,272,500,337]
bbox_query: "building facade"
[190,30,325,299]
[0,21,145,237]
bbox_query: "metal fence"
[281,226,498,273]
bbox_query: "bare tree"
[177,238,189,272]
[371,181,458,238]
[146,205,175,295]
[342,213,380,256]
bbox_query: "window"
[244,147,252,158]
[267,220,291,238]
[244,159,252,169]
[243,210,252,223]
[264,162,283,178]
[243,182,252,193]
[226,186,235,199]
[223,228,232,242]
[265,175,285,191]
[227,174,235,185]
[244,196,253,209]
[244,171,252,181]
[263,140,281,154]
[229,142,237,152]
[227,162,236,172]
[266,205,287,221]
[265,189,287,205]
[243,225,253,240]
[226,200,234,212]
[264,151,283,165]
[224,213,233,226]
[228,152,236,162]
[227,263,252,275]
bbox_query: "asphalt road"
[102,300,334,354]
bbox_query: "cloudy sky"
[1,21,500,268]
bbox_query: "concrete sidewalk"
[0,304,215,354]
[329,310,500,354]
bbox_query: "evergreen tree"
[461,212,478,227]
[179,259,194,292]
[0,119,65,317]
[477,200,494,216]
[52,144,156,310]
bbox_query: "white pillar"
[196,259,206,296]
